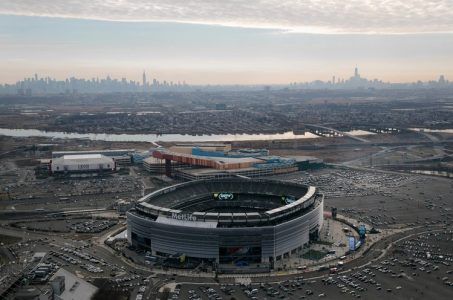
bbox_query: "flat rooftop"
[50,268,98,300]
[53,149,134,154]
[156,149,262,165]
[62,154,103,160]
[178,167,259,176]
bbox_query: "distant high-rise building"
[0,72,191,94]
[439,75,446,84]
[354,67,359,78]
[332,76,336,85]
[142,70,147,88]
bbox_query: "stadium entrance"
[219,246,262,265]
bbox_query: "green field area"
[302,249,328,260]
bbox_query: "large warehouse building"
[52,149,133,165]
[51,154,115,174]
[127,178,323,271]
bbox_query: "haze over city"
[1,0,453,84]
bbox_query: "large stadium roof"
[133,179,322,227]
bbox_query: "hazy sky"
[1,0,453,84]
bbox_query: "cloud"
[0,0,452,34]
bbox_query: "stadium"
[127,178,323,271]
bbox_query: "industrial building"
[12,266,96,300]
[127,178,323,271]
[50,268,98,300]
[51,154,115,174]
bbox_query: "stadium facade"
[127,178,323,268]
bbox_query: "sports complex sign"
[213,192,235,201]
[171,212,197,222]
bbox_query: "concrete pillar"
[165,159,172,177]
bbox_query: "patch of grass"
[302,249,328,260]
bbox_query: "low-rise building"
[51,154,115,174]
[49,268,98,300]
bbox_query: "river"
[0,128,376,143]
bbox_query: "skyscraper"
[354,67,359,78]
[142,70,147,89]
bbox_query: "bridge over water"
[304,124,370,143]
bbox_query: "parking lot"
[0,160,143,212]
[170,227,452,300]
[273,168,452,229]
[11,217,118,234]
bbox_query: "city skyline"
[0,66,451,86]
[1,67,451,95]
[1,1,453,84]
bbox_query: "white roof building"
[51,154,115,173]
[50,268,98,300]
